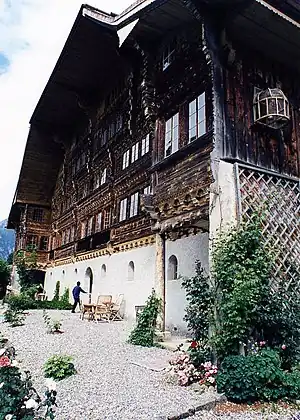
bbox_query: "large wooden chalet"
[8,0,300,331]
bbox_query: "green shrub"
[129,289,161,347]
[4,308,25,327]
[217,349,300,403]
[60,288,70,306]
[43,310,62,334]
[212,216,272,359]
[44,355,76,381]
[23,285,39,299]
[188,342,213,368]
[53,281,60,301]
[6,294,37,311]
[182,262,213,342]
[6,294,72,311]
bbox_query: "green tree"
[0,259,11,299]
[14,246,38,292]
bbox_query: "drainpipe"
[155,232,166,332]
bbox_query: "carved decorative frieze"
[50,235,156,267]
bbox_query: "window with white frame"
[87,216,94,236]
[165,113,179,157]
[27,235,38,247]
[40,236,48,251]
[122,150,130,169]
[94,174,100,190]
[96,212,102,232]
[143,185,152,195]
[103,208,111,230]
[131,142,139,162]
[119,198,127,221]
[162,41,175,70]
[32,208,44,222]
[189,92,206,142]
[81,221,86,239]
[100,168,107,185]
[141,134,150,156]
[70,226,75,242]
[129,192,139,218]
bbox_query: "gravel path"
[192,413,297,420]
[1,310,216,420]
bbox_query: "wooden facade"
[8,0,300,273]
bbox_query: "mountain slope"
[0,219,15,260]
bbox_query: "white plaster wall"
[209,160,238,240]
[165,232,209,334]
[44,245,156,320]
[44,233,209,332]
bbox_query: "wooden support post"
[155,232,165,332]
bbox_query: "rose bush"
[168,351,218,389]
[0,333,57,419]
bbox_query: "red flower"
[0,356,11,367]
[190,341,198,349]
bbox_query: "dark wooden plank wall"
[224,50,300,177]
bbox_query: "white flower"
[0,382,4,389]
[25,398,39,410]
[45,378,56,391]
[207,376,216,384]
[5,415,13,420]
[11,360,18,367]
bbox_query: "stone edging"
[155,394,226,420]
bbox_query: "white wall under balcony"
[44,232,209,332]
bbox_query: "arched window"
[128,261,135,282]
[75,268,78,274]
[167,255,178,280]
[101,264,106,278]
[84,267,93,303]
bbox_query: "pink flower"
[259,341,266,347]
[0,356,11,367]
[202,361,212,370]
[282,344,287,350]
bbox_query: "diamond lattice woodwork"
[237,164,300,290]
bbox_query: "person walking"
[72,281,87,313]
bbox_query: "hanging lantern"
[253,88,290,129]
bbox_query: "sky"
[0,0,133,222]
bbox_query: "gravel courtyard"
[1,310,212,420]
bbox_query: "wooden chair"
[94,295,112,321]
[109,294,124,321]
[80,293,93,320]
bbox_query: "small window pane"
[164,113,179,157]
[198,93,205,109]
[188,93,206,143]
[101,168,107,185]
[119,198,127,221]
[189,99,196,115]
